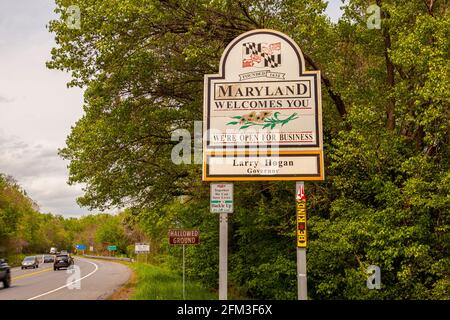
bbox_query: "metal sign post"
[296,181,308,300]
[183,244,186,300]
[219,212,228,300]
[297,247,307,300]
[168,230,200,299]
[210,183,233,300]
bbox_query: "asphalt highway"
[0,256,131,300]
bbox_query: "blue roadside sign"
[76,244,87,250]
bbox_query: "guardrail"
[82,254,134,262]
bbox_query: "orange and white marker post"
[296,181,307,300]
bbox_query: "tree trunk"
[378,0,396,130]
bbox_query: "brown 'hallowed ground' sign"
[168,229,200,245]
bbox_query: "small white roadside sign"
[211,183,234,213]
[135,243,150,253]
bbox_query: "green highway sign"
[107,245,117,251]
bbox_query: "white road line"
[27,259,99,300]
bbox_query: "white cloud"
[0,138,61,178]
[325,0,346,23]
[0,133,86,217]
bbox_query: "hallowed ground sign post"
[203,29,324,300]
[169,229,200,299]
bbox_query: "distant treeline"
[0,173,146,258]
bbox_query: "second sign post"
[210,183,233,300]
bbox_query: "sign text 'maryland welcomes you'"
[203,29,324,181]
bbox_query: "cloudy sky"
[0,0,86,217]
[0,1,343,217]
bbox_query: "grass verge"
[130,263,217,300]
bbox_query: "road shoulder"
[107,262,136,300]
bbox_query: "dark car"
[21,256,39,269]
[53,254,74,270]
[43,255,55,263]
[0,258,11,288]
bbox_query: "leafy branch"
[226,112,299,130]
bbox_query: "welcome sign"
[203,29,324,181]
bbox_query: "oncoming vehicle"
[53,254,74,270]
[0,258,11,288]
[21,256,39,269]
[43,255,55,263]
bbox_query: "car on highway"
[21,256,39,269]
[43,255,55,263]
[0,258,11,288]
[53,254,74,270]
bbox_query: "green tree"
[95,214,129,253]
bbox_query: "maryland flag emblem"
[242,42,281,68]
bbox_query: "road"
[0,256,131,300]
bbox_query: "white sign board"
[135,243,150,253]
[203,29,324,181]
[89,246,94,252]
[211,183,233,213]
